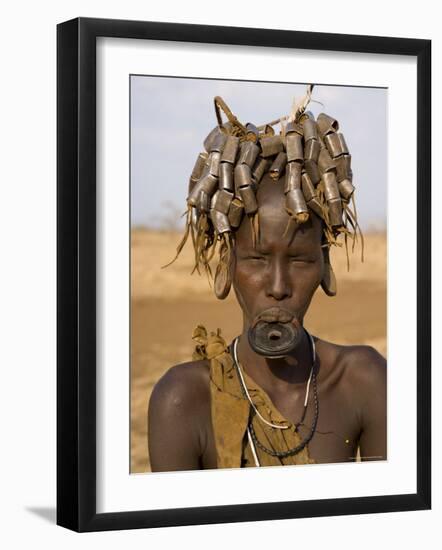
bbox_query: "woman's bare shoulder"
[149,359,211,418]
[315,336,386,391]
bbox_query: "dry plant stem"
[249,215,256,249]
[282,216,295,239]
[351,195,365,262]
[253,211,260,246]
[161,207,192,269]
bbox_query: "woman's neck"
[236,325,314,393]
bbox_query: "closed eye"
[289,256,316,264]
[247,255,267,261]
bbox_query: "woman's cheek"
[287,263,322,300]
[231,263,266,322]
[303,267,323,303]
[311,264,324,289]
[233,263,266,290]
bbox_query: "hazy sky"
[130,76,387,231]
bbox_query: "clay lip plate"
[248,318,302,358]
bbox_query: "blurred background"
[130,77,387,473]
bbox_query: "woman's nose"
[265,259,292,301]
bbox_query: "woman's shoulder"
[315,336,386,393]
[149,359,211,415]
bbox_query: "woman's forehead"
[236,175,323,250]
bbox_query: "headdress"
[165,85,363,298]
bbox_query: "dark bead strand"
[247,372,318,458]
[230,334,319,459]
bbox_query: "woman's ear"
[214,262,232,299]
[214,236,234,300]
[320,245,337,296]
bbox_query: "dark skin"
[148,175,386,471]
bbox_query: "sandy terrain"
[131,229,387,473]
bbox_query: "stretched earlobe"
[214,234,233,300]
[214,262,232,299]
[321,246,337,296]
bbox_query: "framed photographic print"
[57,17,431,532]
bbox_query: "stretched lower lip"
[252,306,294,324]
[248,308,302,357]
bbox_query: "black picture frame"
[57,17,431,532]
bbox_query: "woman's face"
[232,174,324,329]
